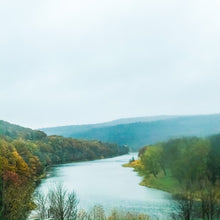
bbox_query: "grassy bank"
[123,160,180,194]
[139,170,180,193]
[123,136,220,220]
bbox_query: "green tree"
[141,145,162,178]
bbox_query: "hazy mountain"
[41,114,220,150]
[41,115,177,136]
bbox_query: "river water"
[35,153,176,219]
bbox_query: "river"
[35,153,176,219]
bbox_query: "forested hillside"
[42,114,220,150]
[0,120,128,220]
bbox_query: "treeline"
[137,135,220,219]
[0,120,128,220]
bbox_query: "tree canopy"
[0,120,128,219]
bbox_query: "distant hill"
[41,115,177,136]
[41,114,220,150]
[1,120,47,140]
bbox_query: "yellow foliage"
[12,151,30,177]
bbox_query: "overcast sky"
[0,0,220,129]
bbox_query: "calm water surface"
[36,153,176,219]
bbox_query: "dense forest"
[0,120,128,220]
[128,135,220,219]
[42,114,220,150]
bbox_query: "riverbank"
[123,160,180,194]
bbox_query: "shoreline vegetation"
[0,120,128,220]
[124,135,220,193]
[123,135,220,219]
[123,160,180,194]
